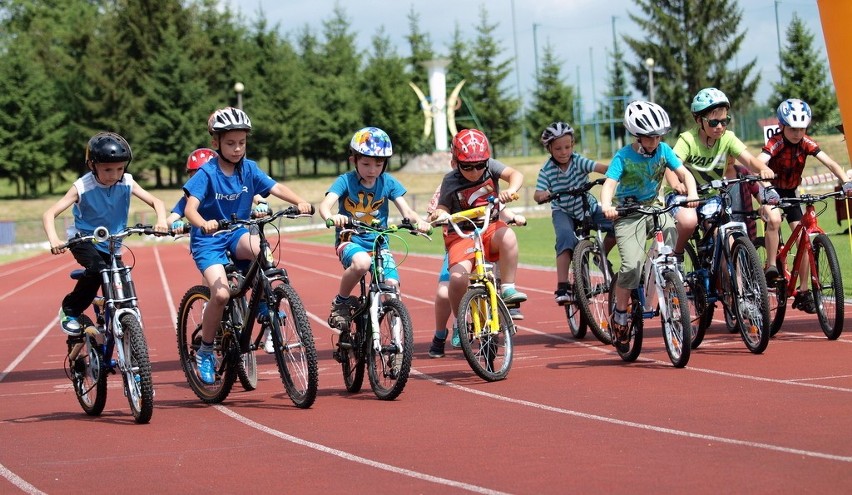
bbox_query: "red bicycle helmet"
[186,148,217,172]
[452,128,491,162]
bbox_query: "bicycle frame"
[775,196,829,297]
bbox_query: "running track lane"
[1,237,851,494]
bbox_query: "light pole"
[644,57,655,102]
[234,82,245,109]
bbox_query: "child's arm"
[184,196,218,234]
[600,178,618,220]
[393,197,431,232]
[268,183,312,214]
[42,186,79,254]
[737,149,775,180]
[319,191,348,227]
[498,166,524,203]
[815,150,851,187]
[131,184,168,232]
[673,166,699,207]
[664,167,686,194]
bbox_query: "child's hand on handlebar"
[602,204,618,220]
[326,213,350,228]
[201,219,219,234]
[296,202,313,215]
[498,191,519,204]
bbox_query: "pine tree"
[601,37,628,141]
[769,13,837,132]
[525,42,575,147]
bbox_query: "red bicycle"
[755,190,846,339]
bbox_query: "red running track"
[1,236,851,494]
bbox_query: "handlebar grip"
[325,218,334,228]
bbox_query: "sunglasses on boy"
[458,160,488,172]
[702,116,732,128]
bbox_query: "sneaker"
[451,325,461,348]
[328,296,358,330]
[500,287,528,304]
[764,265,779,283]
[611,310,631,349]
[428,337,446,358]
[509,307,524,320]
[263,329,275,354]
[59,309,82,336]
[196,350,216,385]
[554,288,570,305]
[792,291,817,314]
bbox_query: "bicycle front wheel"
[573,239,612,344]
[458,287,514,381]
[176,286,237,403]
[119,313,154,424]
[608,274,643,362]
[753,236,787,337]
[339,316,366,393]
[730,237,770,354]
[812,234,844,339]
[661,270,691,368]
[67,315,107,416]
[683,243,711,348]
[368,297,414,400]
[269,282,318,408]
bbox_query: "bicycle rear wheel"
[368,297,414,400]
[753,236,787,336]
[269,282,318,408]
[230,294,257,391]
[683,243,711,348]
[176,286,237,403]
[730,237,770,354]
[338,316,366,393]
[607,274,643,362]
[661,270,691,368]
[573,239,612,344]
[458,286,514,381]
[812,234,844,339]
[119,313,154,424]
[67,315,107,416]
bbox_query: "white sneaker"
[264,330,275,354]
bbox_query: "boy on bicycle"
[600,101,699,347]
[758,98,852,313]
[431,128,526,331]
[183,107,312,384]
[319,127,430,342]
[532,121,614,305]
[43,132,169,336]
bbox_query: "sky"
[226,0,829,119]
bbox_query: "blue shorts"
[191,228,250,273]
[438,253,449,282]
[338,242,399,282]
[552,208,613,256]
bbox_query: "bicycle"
[61,224,175,424]
[681,175,771,354]
[328,219,426,400]
[754,190,846,339]
[441,196,516,381]
[176,206,319,408]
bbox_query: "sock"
[200,340,214,353]
[434,328,448,340]
[502,283,515,291]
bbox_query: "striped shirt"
[535,153,599,218]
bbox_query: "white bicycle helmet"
[624,100,671,137]
[207,107,252,134]
[540,121,574,147]
[776,98,812,128]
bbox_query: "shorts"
[337,242,399,282]
[776,187,804,223]
[191,228,249,273]
[438,253,449,282]
[444,220,507,267]
[552,208,613,255]
[613,210,675,289]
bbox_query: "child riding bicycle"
[600,101,699,345]
[42,131,169,336]
[532,121,614,305]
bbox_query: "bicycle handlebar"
[776,189,845,207]
[59,224,179,250]
[698,174,764,195]
[537,177,605,204]
[615,199,695,217]
[217,205,315,231]
[326,217,433,239]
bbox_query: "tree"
[601,36,629,142]
[525,42,575,148]
[769,13,837,132]
[623,0,759,134]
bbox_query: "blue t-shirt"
[171,196,187,218]
[69,172,134,254]
[605,143,682,203]
[327,171,406,250]
[183,157,275,238]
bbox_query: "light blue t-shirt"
[69,172,134,254]
[327,171,406,250]
[605,142,682,203]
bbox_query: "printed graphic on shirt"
[343,191,386,225]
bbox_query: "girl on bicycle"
[533,121,614,305]
[664,87,775,265]
[758,98,852,313]
[600,101,699,346]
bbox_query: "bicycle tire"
[730,237,770,354]
[812,234,844,339]
[176,285,237,403]
[565,262,587,338]
[68,315,107,416]
[753,236,787,337]
[231,295,258,391]
[607,274,643,362]
[269,282,319,408]
[661,270,691,368]
[340,316,366,393]
[683,243,710,348]
[458,286,514,381]
[119,313,154,424]
[573,239,613,344]
[368,297,414,400]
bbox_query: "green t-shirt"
[667,129,747,192]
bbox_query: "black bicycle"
[329,218,427,400]
[176,206,319,408]
[61,224,175,424]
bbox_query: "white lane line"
[0,463,45,495]
[214,405,511,495]
[411,369,852,463]
[0,261,76,302]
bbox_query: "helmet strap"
[634,139,656,158]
